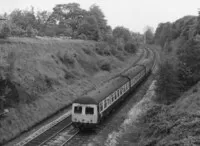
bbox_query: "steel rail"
[38,122,73,146]
[60,130,79,146]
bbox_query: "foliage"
[89,4,108,40]
[57,51,75,67]
[10,23,26,36]
[156,61,181,104]
[26,25,38,37]
[77,15,99,40]
[154,14,200,95]
[99,61,111,71]
[154,16,197,48]
[113,26,132,43]
[95,42,111,56]
[0,23,10,39]
[10,8,36,31]
[144,26,154,44]
[177,40,200,89]
[131,32,144,47]
[124,42,137,53]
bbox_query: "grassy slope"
[0,37,141,144]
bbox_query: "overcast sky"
[0,0,199,33]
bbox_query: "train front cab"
[72,103,98,128]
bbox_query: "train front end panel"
[72,103,98,128]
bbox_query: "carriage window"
[107,98,110,105]
[86,107,94,115]
[74,106,82,114]
[99,102,103,112]
[122,86,125,93]
[104,100,107,108]
[113,93,116,101]
[119,89,122,96]
[117,90,120,97]
[127,83,129,90]
[112,95,114,102]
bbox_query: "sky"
[0,0,200,33]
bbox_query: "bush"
[177,40,200,90]
[99,61,111,71]
[0,23,11,39]
[10,24,26,37]
[82,48,92,55]
[155,61,181,104]
[78,34,88,40]
[26,25,38,37]
[57,51,75,67]
[124,42,137,53]
[64,71,75,80]
[95,42,111,56]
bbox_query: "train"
[71,48,155,129]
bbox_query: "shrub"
[82,48,92,55]
[26,25,38,37]
[99,61,111,71]
[0,23,11,39]
[124,42,137,53]
[78,34,88,40]
[64,70,75,80]
[10,24,26,37]
[155,61,181,104]
[57,51,75,67]
[177,40,200,90]
[95,42,111,56]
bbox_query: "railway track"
[16,115,74,146]
[42,124,79,146]
[106,47,150,83]
[15,48,151,146]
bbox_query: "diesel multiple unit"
[71,48,155,129]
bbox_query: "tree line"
[0,3,144,45]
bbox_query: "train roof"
[74,76,129,105]
[73,96,98,104]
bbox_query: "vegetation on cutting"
[154,12,200,104]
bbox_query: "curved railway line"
[15,47,155,146]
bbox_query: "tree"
[10,9,36,30]
[131,32,144,47]
[77,15,99,40]
[0,23,10,38]
[156,61,180,104]
[154,23,172,47]
[177,40,200,88]
[113,26,132,43]
[36,10,51,36]
[50,3,86,38]
[144,26,154,44]
[89,4,108,40]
